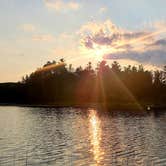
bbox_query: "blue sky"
[0,0,166,82]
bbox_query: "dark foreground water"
[0,107,166,166]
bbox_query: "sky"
[0,0,166,82]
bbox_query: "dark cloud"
[149,39,166,47]
[83,30,150,48]
[83,33,118,47]
[84,36,94,49]
[104,49,166,66]
[92,30,121,46]
[122,31,150,40]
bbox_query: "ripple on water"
[0,107,166,165]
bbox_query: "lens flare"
[35,62,65,73]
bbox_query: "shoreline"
[0,102,166,112]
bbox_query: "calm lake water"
[0,106,166,166]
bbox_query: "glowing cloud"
[45,0,80,12]
[79,20,166,67]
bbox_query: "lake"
[0,106,166,166]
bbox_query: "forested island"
[0,59,166,110]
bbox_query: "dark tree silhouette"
[0,59,166,109]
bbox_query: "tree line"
[0,59,166,107]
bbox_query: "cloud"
[32,34,55,41]
[104,49,166,66]
[79,20,121,36]
[79,20,155,50]
[21,24,36,32]
[148,39,166,49]
[45,0,80,12]
[79,20,166,68]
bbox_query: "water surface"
[0,106,166,165]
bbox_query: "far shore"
[0,102,166,113]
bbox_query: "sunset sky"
[0,0,166,82]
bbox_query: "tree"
[111,61,121,73]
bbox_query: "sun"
[95,48,104,56]
[79,44,109,61]
[79,42,124,63]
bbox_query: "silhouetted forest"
[0,59,166,108]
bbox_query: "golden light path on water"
[89,109,104,165]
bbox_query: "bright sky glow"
[0,0,166,82]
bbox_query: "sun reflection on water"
[89,109,104,165]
